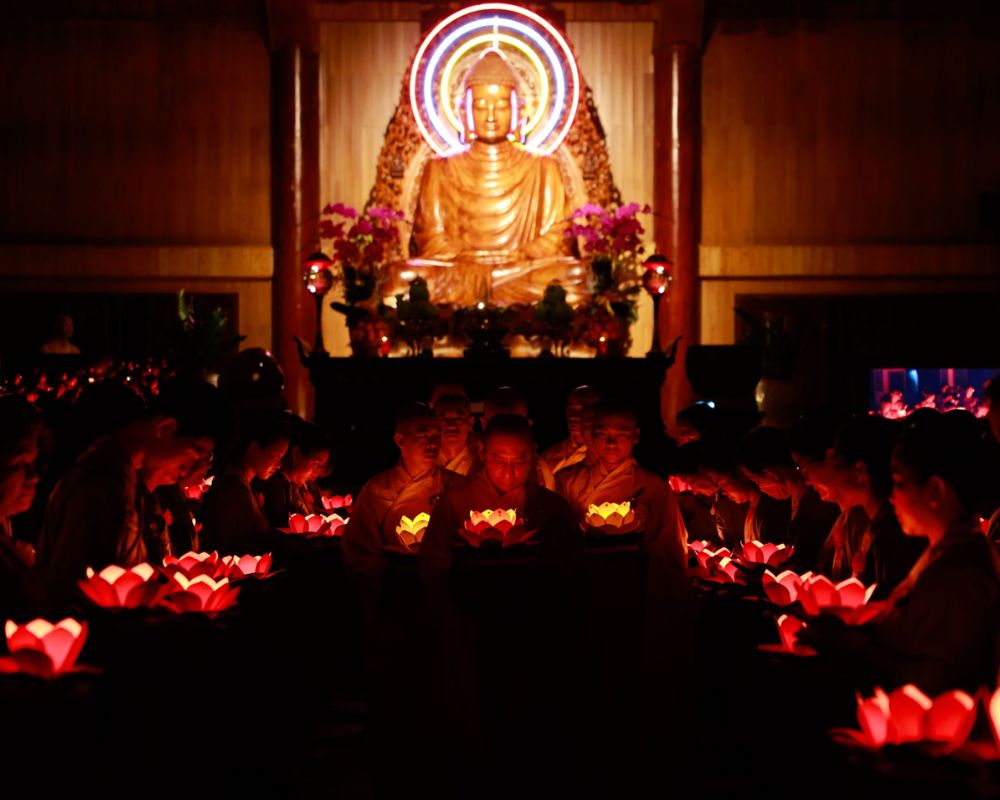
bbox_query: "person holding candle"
[200,412,289,556]
[0,395,45,621]
[38,376,231,612]
[257,418,334,528]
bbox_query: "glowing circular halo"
[409,3,580,156]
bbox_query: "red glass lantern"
[642,253,673,356]
[303,252,334,356]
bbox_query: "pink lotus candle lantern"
[797,575,883,624]
[395,513,430,550]
[758,614,816,656]
[835,685,978,753]
[0,618,88,677]
[742,540,794,567]
[584,501,636,533]
[79,563,166,608]
[321,494,353,514]
[219,553,273,580]
[761,569,814,606]
[989,688,1000,756]
[687,540,711,554]
[691,546,747,584]
[279,513,347,538]
[163,551,223,579]
[460,509,534,548]
[160,573,240,615]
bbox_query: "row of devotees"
[1,375,999,698]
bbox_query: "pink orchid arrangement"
[319,203,405,276]
[567,202,651,266]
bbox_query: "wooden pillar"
[653,0,703,435]
[269,1,319,418]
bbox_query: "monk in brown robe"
[557,400,687,577]
[473,386,556,490]
[540,385,602,476]
[342,403,459,583]
[39,378,229,612]
[432,394,478,476]
[258,419,333,528]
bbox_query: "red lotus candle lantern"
[460,509,534,548]
[835,685,978,752]
[758,614,815,656]
[797,575,883,624]
[742,540,794,567]
[687,540,711,554]
[79,563,166,608]
[320,494,353,514]
[691,546,746,584]
[163,551,223,579]
[761,569,813,606]
[183,475,214,502]
[219,553,273,579]
[584,501,637,533]
[395,513,430,550]
[279,513,347,538]
[0,618,88,677]
[160,573,240,615]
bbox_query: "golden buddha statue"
[399,49,583,306]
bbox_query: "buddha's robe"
[557,458,687,577]
[408,143,582,305]
[342,463,458,580]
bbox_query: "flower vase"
[347,318,380,358]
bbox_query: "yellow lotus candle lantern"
[584,501,636,532]
[461,509,534,547]
[395,513,430,549]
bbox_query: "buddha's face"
[467,83,513,144]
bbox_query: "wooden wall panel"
[701,18,1000,245]
[0,19,271,245]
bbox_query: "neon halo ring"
[409,3,580,156]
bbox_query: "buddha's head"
[462,49,520,144]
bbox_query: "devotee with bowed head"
[420,414,583,579]
[669,441,721,544]
[478,385,556,489]
[342,402,459,584]
[200,412,289,556]
[540,385,602,476]
[432,394,477,476]
[38,376,232,612]
[800,411,1000,694]
[156,449,210,554]
[258,418,334,528]
[826,415,925,597]
[787,411,868,579]
[0,395,45,621]
[738,425,840,572]
[557,400,687,576]
[704,439,789,547]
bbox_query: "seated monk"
[540,385,602,476]
[396,49,584,306]
[431,394,477,476]
[419,414,583,581]
[557,400,687,577]
[342,403,459,585]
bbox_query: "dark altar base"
[306,354,675,489]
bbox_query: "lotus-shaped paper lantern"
[585,501,636,532]
[460,509,534,548]
[395,513,430,549]
[219,553,273,579]
[321,494,353,513]
[0,618,88,677]
[79,562,166,608]
[691,546,746,584]
[278,513,347,538]
[761,569,815,606]
[797,575,883,624]
[163,551,223,579]
[742,540,794,567]
[758,614,815,656]
[160,573,240,614]
[835,685,978,753]
[687,540,712,554]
